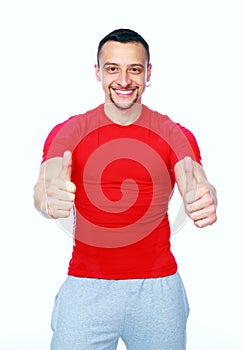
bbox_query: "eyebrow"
[103,62,145,68]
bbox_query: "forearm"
[175,159,207,194]
[174,157,217,227]
[33,156,76,219]
[33,180,52,219]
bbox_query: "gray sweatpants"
[50,272,189,350]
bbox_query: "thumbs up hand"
[44,151,76,218]
[176,157,217,228]
[58,150,73,181]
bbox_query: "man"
[33,28,217,350]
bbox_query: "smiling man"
[95,39,151,114]
[33,28,217,350]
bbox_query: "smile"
[112,88,136,96]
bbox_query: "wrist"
[39,197,53,219]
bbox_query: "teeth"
[115,90,133,95]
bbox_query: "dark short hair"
[97,28,150,66]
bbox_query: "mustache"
[110,86,138,90]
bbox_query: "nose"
[117,70,132,87]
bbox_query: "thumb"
[59,150,72,181]
[184,156,197,193]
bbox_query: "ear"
[94,64,101,81]
[146,63,152,82]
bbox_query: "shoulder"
[142,105,195,137]
[46,104,104,139]
[42,104,104,162]
[142,105,201,163]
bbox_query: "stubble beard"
[109,88,139,110]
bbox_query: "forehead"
[99,41,148,65]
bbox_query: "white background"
[1,0,242,349]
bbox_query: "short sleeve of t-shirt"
[169,122,202,168]
[41,115,81,163]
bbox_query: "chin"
[113,101,136,110]
[111,96,139,110]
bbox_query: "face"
[95,41,152,110]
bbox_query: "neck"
[104,103,142,125]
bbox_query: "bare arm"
[174,157,217,228]
[33,151,76,218]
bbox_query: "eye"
[128,66,143,74]
[105,66,120,74]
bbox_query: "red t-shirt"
[42,104,201,279]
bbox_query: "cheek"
[137,79,146,91]
[102,79,110,88]
[136,74,146,85]
[101,79,112,94]
[102,76,115,89]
